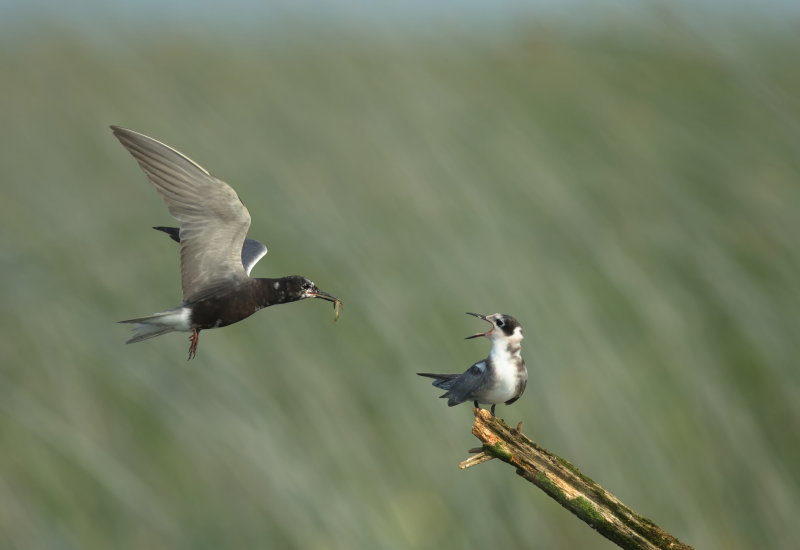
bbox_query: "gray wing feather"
[112,126,251,302]
[444,361,490,406]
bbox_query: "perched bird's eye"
[496,318,505,327]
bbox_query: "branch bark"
[460,409,693,550]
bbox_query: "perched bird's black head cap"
[465,312,522,339]
[494,314,521,336]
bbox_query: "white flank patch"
[124,306,192,344]
[147,306,192,331]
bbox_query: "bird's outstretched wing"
[112,126,251,302]
[153,226,268,276]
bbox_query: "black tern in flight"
[112,126,341,359]
[418,312,527,416]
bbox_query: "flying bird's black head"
[279,276,338,303]
[259,276,341,321]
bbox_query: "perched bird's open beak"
[309,290,343,322]
[465,312,492,339]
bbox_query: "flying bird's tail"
[119,307,191,344]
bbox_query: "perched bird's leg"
[473,400,480,410]
[187,328,200,360]
[490,404,496,417]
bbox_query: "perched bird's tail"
[416,372,459,390]
[119,307,190,344]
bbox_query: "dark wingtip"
[153,226,181,243]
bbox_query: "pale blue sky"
[4,0,799,32]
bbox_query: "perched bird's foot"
[187,329,200,360]
[490,404,497,417]
[515,422,523,434]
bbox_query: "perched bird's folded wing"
[444,361,490,405]
[112,126,251,302]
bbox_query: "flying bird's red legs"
[188,328,200,360]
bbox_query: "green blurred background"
[1,2,799,548]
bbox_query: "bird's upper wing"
[112,126,251,302]
[447,361,490,403]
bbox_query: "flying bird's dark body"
[112,126,340,359]
[151,226,314,329]
[186,276,317,329]
[418,312,527,416]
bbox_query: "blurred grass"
[1,14,799,550]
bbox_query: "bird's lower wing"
[241,238,268,275]
[153,226,268,276]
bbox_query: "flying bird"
[418,312,527,416]
[112,126,341,359]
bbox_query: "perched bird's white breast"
[481,327,525,404]
[482,353,522,403]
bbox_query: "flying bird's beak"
[309,289,337,302]
[309,289,343,322]
[465,312,492,339]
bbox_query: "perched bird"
[418,312,527,416]
[112,126,341,360]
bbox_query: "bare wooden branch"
[461,408,693,550]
